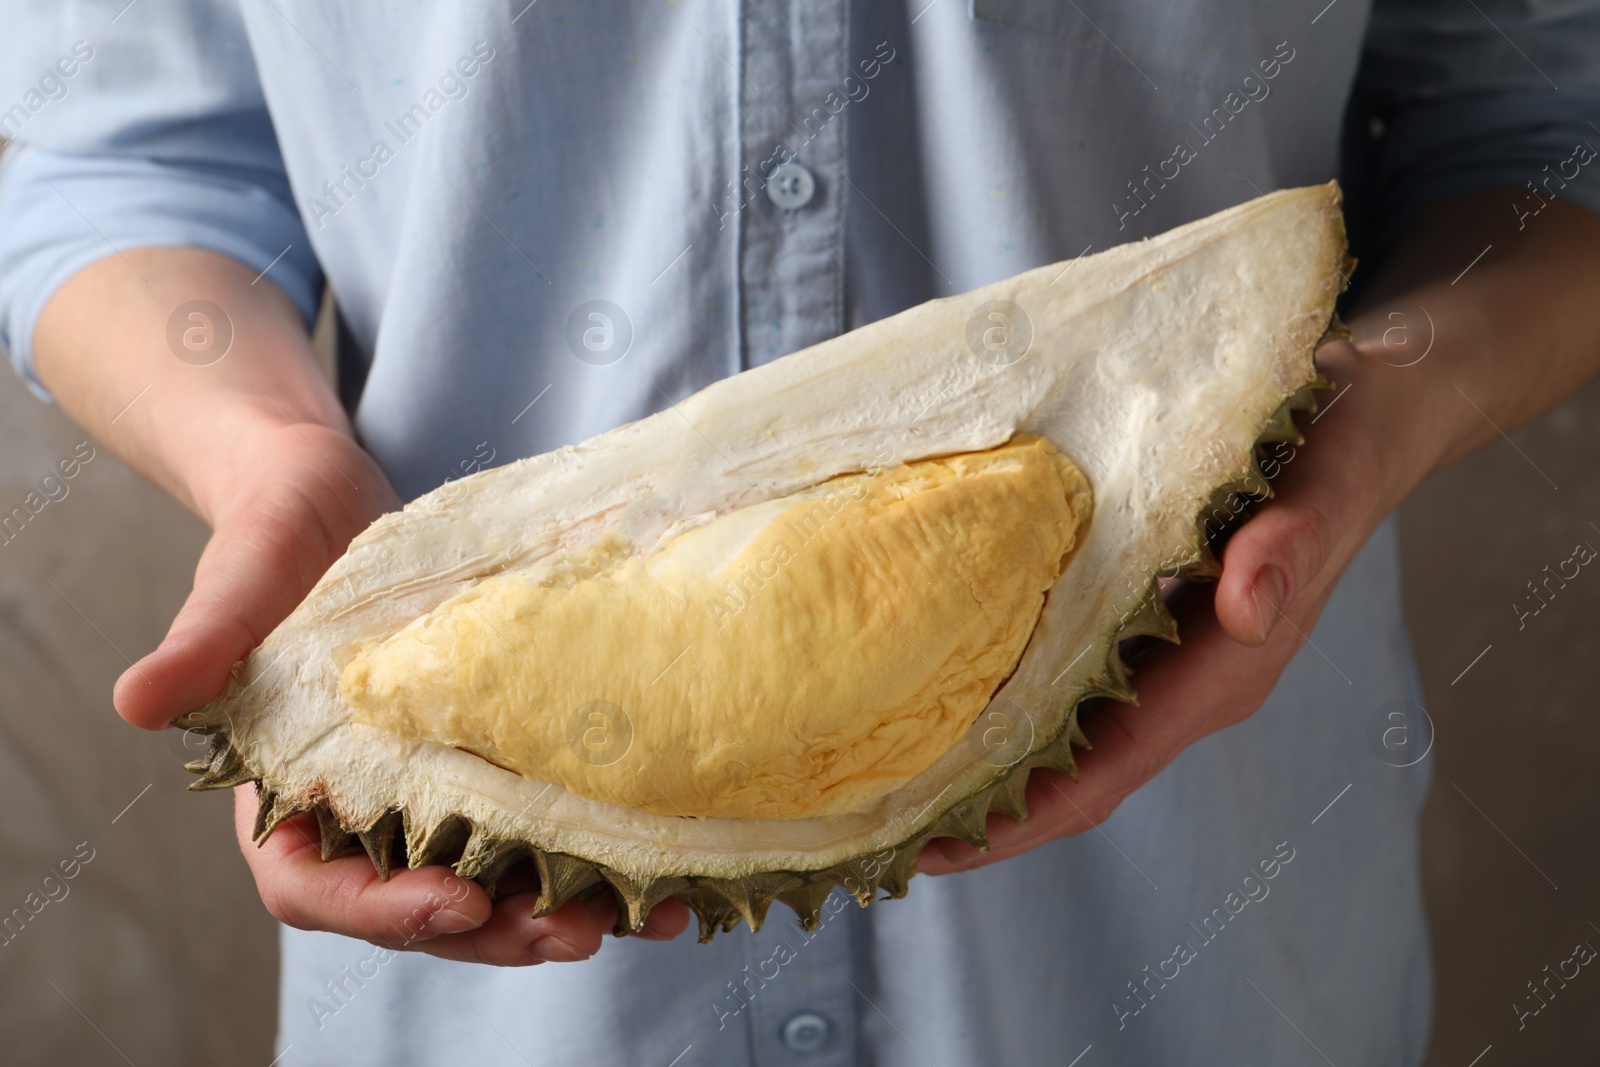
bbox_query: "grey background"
[1,326,1597,1062]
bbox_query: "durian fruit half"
[179,183,1348,942]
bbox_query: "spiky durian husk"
[178,184,1351,942]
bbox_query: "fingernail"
[424,907,483,935]
[530,935,592,963]
[1251,565,1288,644]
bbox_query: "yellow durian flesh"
[340,435,1092,820]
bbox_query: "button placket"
[737,0,848,369]
[742,887,860,1065]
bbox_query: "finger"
[1213,347,1382,648]
[1211,489,1336,648]
[235,788,686,965]
[539,888,691,944]
[634,897,692,941]
[918,586,1298,876]
[234,786,494,944]
[916,699,1177,877]
[389,892,609,966]
[394,850,689,944]
[415,884,688,966]
[917,766,1078,875]
[393,890,688,965]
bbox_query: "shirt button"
[780,1010,831,1053]
[766,162,816,210]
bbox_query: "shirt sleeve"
[0,1,321,402]
[1356,0,1600,249]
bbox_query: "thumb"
[1211,391,1382,648]
[1212,344,1392,649]
[114,430,397,729]
[113,503,322,728]
[1212,494,1335,648]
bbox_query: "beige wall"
[0,364,276,1064]
[1,353,1597,1061]
[1405,376,1600,1063]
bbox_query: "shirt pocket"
[970,0,1268,91]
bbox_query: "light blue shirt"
[3,2,1598,1063]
